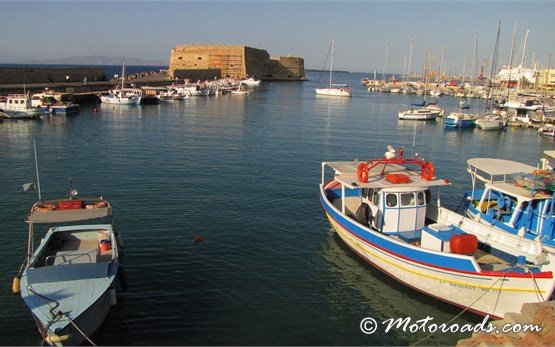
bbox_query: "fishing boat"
[100,64,141,105]
[461,157,555,254]
[17,194,123,346]
[30,91,80,115]
[315,40,352,97]
[0,94,49,119]
[320,146,555,318]
[444,112,478,128]
[13,144,125,346]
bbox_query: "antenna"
[33,140,42,201]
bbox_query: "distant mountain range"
[25,56,168,66]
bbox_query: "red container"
[450,234,478,254]
[58,200,83,210]
[385,173,411,184]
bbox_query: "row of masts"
[371,19,549,90]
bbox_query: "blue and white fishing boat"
[320,146,555,318]
[444,112,478,128]
[462,157,555,252]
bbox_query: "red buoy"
[194,235,203,243]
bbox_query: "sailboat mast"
[122,62,126,90]
[470,33,478,111]
[486,20,501,111]
[517,29,530,92]
[408,39,413,83]
[329,40,334,87]
[437,44,444,84]
[462,56,466,87]
[382,43,389,82]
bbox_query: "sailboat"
[398,50,441,120]
[100,63,142,105]
[445,34,480,128]
[315,40,352,97]
[476,21,507,131]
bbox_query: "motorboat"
[240,77,261,87]
[31,91,79,115]
[320,146,555,318]
[475,114,507,131]
[0,94,50,119]
[444,112,478,128]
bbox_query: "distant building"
[496,65,537,87]
[538,68,555,91]
[168,44,305,81]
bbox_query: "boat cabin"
[465,158,555,247]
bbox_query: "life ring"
[357,163,369,183]
[421,162,435,181]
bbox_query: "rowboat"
[320,146,555,318]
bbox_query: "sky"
[1,1,554,74]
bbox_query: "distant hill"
[25,56,167,66]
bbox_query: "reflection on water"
[319,230,474,345]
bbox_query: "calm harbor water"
[0,70,553,346]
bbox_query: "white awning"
[467,158,536,176]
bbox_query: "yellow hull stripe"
[327,214,545,294]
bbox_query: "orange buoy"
[194,235,203,243]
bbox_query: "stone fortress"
[168,44,306,81]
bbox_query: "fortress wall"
[169,44,305,81]
[0,67,107,84]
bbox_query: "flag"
[22,182,35,192]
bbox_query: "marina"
[1,69,554,345]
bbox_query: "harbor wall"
[168,44,306,81]
[0,67,108,85]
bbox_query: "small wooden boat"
[320,146,555,318]
[16,195,124,346]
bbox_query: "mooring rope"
[411,270,511,346]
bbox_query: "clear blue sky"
[2,1,554,74]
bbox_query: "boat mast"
[382,43,389,83]
[329,40,334,87]
[462,56,466,87]
[121,62,126,90]
[486,20,501,112]
[516,29,530,93]
[470,33,478,112]
[506,17,518,98]
[408,39,413,84]
[437,43,444,84]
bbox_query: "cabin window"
[386,193,398,207]
[373,192,380,205]
[362,188,369,199]
[417,192,425,206]
[401,193,415,206]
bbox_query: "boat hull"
[315,88,352,97]
[320,184,555,318]
[32,285,115,346]
[398,110,438,120]
[100,96,141,105]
